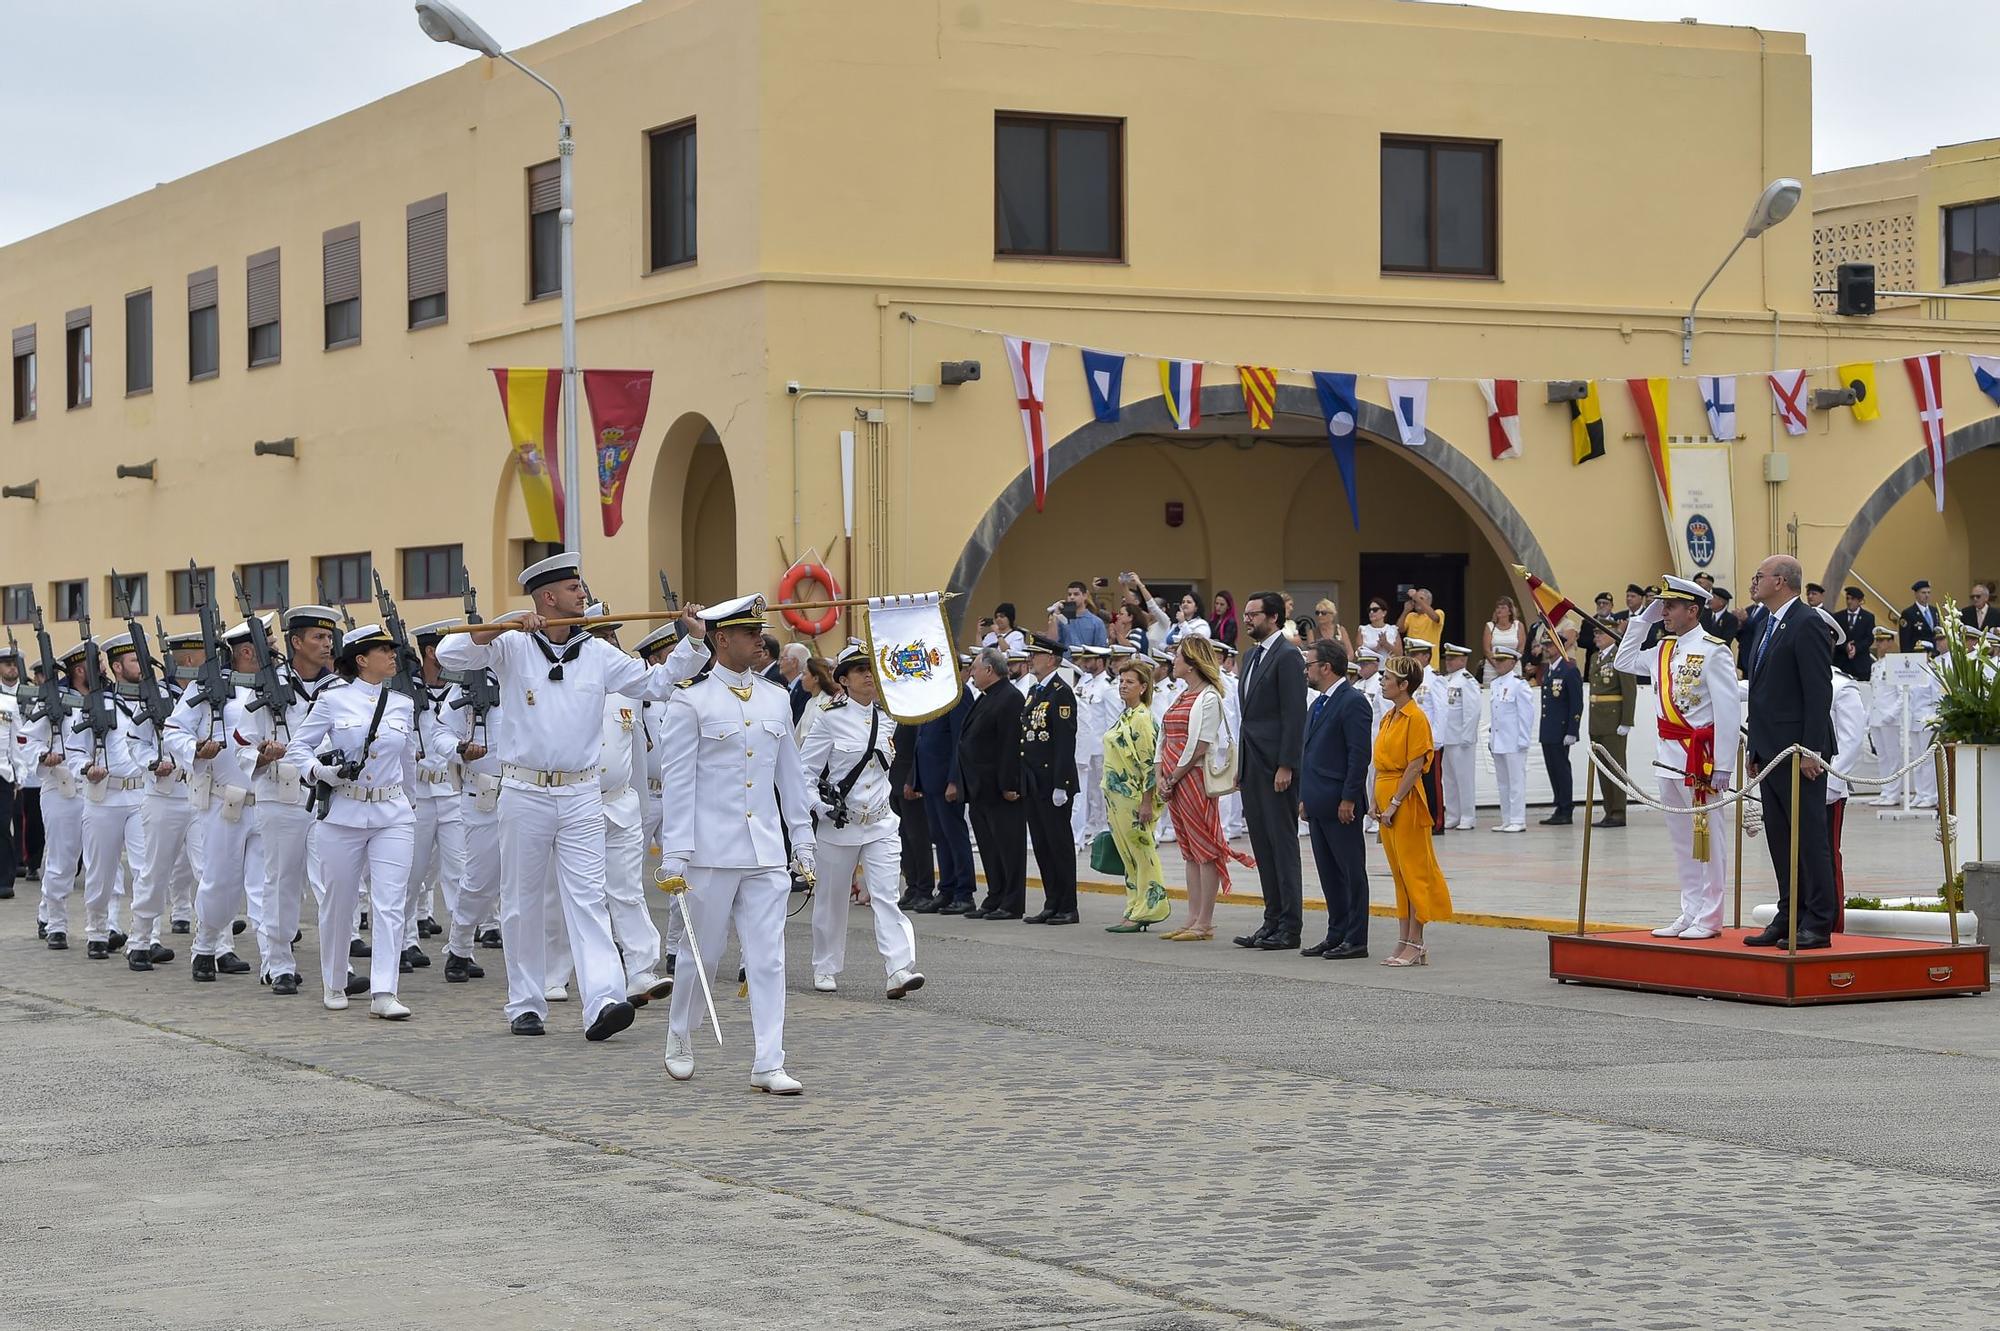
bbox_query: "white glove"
[1616,725,1630,737]
[1636,599,1666,626]
[1563,735,1578,747]
[310,761,349,787]
[793,847,816,879]
[658,856,688,883]
[1052,789,1069,807]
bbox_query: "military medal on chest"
[525,688,536,706]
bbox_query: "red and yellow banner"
[1237,365,1277,430]
[581,369,654,538]
[491,367,565,544]
[1625,376,1672,527]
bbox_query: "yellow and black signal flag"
[1837,361,1880,422]
[1569,380,1606,465]
[1237,365,1278,430]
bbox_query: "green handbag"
[1089,830,1124,875]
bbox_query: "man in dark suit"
[1963,581,1999,635]
[1744,554,1838,948]
[1537,638,1583,825]
[1835,586,1875,681]
[1230,591,1308,950]
[888,721,933,909]
[1298,640,1371,959]
[1017,635,1080,924]
[911,683,975,914]
[1703,588,1740,645]
[1899,580,1940,653]
[951,647,1026,919]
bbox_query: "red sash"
[1654,638,1716,802]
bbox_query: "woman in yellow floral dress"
[1102,659,1172,931]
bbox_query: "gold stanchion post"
[1577,746,1597,935]
[1732,747,1745,930]
[1785,751,1802,956]
[1936,744,1959,947]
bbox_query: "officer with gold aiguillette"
[1018,633,1081,925]
[1614,574,1741,939]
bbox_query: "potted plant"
[1929,601,2000,868]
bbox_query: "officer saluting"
[660,595,816,1095]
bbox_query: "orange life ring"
[779,562,841,636]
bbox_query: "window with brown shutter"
[407,194,448,329]
[247,247,281,367]
[188,266,219,381]
[126,289,153,395]
[10,323,34,421]
[64,307,91,409]
[528,160,561,299]
[323,222,361,349]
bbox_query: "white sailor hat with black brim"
[833,643,872,678]
[337,623,395,659]
[491,610,531,627]
[581,602,624,634]
[1442,642,1472,657]
[99,633,137,661]
[633,621,683,656]
[701,594,768,633]
[1404,637,1435,654]
[412,618,463,644]
[1812,605,1847,648]
[223,613,277,645]
[163,630,202,652]
[1492,644,1522,660]
[519,552,583,594]
[1656,574,1707,604]
[284,604,342,635]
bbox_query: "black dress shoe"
[1743,925,1787,948]
[86,940,108,960]
[47,931,68,951]
[477,927,504,948]
[938,899,974,916]
[292,930,303,945]
[171,919,191,935]
[146,943,175,964]
[398,951,415,975]
[662,953,676,976]
[343,972,371,997]
[1023,910,1055,924]
[1232,929,1269,949]
[444,952,474,983]
[510,1013,545,1036]
[962,906,991,919]
[191,954,216,981]
[584,1000,636,1042]
[1044,911,1080,926]
[215,951,251,975]
[106,930,128,953]
[405,945,431,969]
[38,921,48,940]
[1323,943,1370,960]
[1255,933,1302,951]
[272,973,300,996]
[0,883,12,899]
[1794,931,1832,950]
[1539,813,1573,826]
[231,918,247,936]
[1301,938,1336,957]
[1594,816,1626,828]
[909,896,942,914]
[26,866,41,881]
[349,938,372,958]
[416,916,441,939]
[127,949,153,972]
[985,908,1024,921]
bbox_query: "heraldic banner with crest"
[1666,442,1737,591]
[864,593,963,724]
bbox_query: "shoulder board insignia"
[827,696,848,708]
[675,677,697,690]
[1703,634,1727,645]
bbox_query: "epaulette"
[825,695,849,708]
[675,676,698,690]
[1703,634,1727,646]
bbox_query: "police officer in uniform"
[1018,633,1081,924]
[1536,637,1583,825]
[1585,616,1637,828]
[660,595,816,1095]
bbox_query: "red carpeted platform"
[1549,928,1990,1005]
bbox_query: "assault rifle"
[72,611,117,763]
[110,570,174,752]
[444,565,499,742]
[371,570,424,703]
[232,571,292,738]
[24,601,67,725]
[186,562,235,723]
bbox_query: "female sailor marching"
[284,624,422,1019]
[798,644,924,999]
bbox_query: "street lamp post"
[416,1,582,556]
[1681,177,1804,366]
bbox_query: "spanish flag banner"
[1513,563,1582,659]
[1837,361,1881,421]
[1625,376,1672,522]
[1569,380,1606,465]
[491,367,566,544]
[1237,365,1277,430]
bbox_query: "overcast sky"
[0,0,1987,247]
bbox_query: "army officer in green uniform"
[1587,616,1637,827]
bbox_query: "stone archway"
[944,381,1551,634]
[1820,415,2000,590]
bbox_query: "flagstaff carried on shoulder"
[432,591,959,635]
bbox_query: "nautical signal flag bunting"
[1237,365,1277,430]
[1569,381,1605,464]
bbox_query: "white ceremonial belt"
[647,777,663,794]
[100,775,146,792]
[339,784,406,804]
[501,763,597,789]
[601,781,630,801]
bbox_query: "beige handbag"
[1202,691,1239,797]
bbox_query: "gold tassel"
[1692,806,1711,863]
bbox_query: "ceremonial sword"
[654,871,722,1045]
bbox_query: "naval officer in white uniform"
[435,553,709,1041]
[660,595,816,1095]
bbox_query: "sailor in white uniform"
[33,645,92,952]
[129,631,201,962]
[1486,646,1534,834]
[435,553,709,1040]
[632,623,679,962]
[445,610,520,981]
[403,619,468,975]
[78,635,148,960]
[1070,646,1114,846]
[1864,627,1905,805]
[1906,641,1943,809]
[284,624,421,1018]
[799,645,924,998]
[1437,645,1483,832]
[582,606,673,1009]
[661,595,816,1095]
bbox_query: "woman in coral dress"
[1157,638,1255,941]
[1372,655,1454,966]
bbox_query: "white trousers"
[643,788,679,955]
[1492,749,1527,828]
[135,794,195,947]
[185,805,208,913]
[80,799,144,944]
[255,800,318,980]
[1658,777,1727,931]
[668,866,790,1074]
[450,795,504,960]
[496,784,624,1028]
[1868,722,1904,800]
[193,800,266,962]
[810,834,917,979]
[604,792,661,983]
[1908,726,1938,804]
[317,819,414,997]
[407,795,465,949]
[38,790,83,934]
[1073,755,1106,843]
[1442,743,1479,827]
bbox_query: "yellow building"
[4,0,1999,652]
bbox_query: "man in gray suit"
[1230,591,1308,949]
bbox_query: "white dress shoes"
[1652,917,1692,937]
[323,989,349,1011]
[751,1067,803,1095]
[887,968,925,999]
[544,984,569,1002]
[370,994,412,1020]
[813,973,837,992]
[1677,926,1720,940]
[626,972,673,1006]
[664,1032,694,1081]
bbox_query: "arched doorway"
[952,381,1548,639]
[645,412,737,607]
[1821,416,2000,600]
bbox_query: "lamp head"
[415,1,503,57]
[1742,177,1802,238]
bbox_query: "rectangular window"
[402,544,465,600]
[518,539,564,574]
[315,552,372,607]
[108,571,148,616]
[994,113,1123,260]
[172,566,216,616]
[647,119,697,270]
[322,222,361,350]
[188,267,219,380]
[1380,136,1498,277]
[1944,198,2000,286]
[125,289,153,395]
[53,579,88,622]
[407,193,449,328]
[2,584,32,625]
[65,308,91,409]
[9,324,33,422]
[238,560,289,611]
[528,161,562,299]
[247,247,281,367]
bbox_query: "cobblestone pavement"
[3,882,1996,1330]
